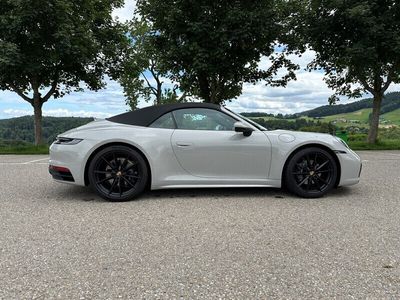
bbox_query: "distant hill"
[298,92,400,118]
[0,116,94,144]
[241,92,400,121]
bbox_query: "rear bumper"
[49,165,75,182]
[49,141,92,186]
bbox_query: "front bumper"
[337,149,362,186]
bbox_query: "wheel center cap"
[310,171,315,176]
[116,171,122,177]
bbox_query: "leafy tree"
[136,0,298,104]
[119,20,187,110]
[0,0,128,144]
[295,0,400,143]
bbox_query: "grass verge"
[348,140,400,150]
[0,144,49,154]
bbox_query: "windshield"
[223,107,268,131]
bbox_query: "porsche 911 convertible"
[49,103,362,201]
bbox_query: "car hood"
[268,129,334,140]
[265,129,354,152]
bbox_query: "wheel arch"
[281,143,341,188]
[84,142,152,189]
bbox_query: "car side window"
[172,108,236,131]
[149,112,176,129]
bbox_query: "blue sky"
[1,0,398,119]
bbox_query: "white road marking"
[23,157,49,164]
[385,153,400,157]
[0,162,48,165]
[0,157,49,165]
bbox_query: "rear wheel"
[284,147,338,198]
[88,146,148,201]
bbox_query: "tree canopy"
[0,0,128,144]
[119,20,187,110]
[294,0,400,143]
[136,0,298,104]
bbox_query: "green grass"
[315,108,400,128]
[348,139,400,150]
[381,108,400,125]
[318,108,372,128]
[322,108,372,122]
[0,140,49,154]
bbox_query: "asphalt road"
[0,151,399,299]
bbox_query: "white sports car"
[49,103,362,201]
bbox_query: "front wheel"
[284,147,338,198]
[88,146,148,201]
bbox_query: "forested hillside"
[299,92,400,118]
[0,116,93,144]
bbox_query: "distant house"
[335,118,347,123]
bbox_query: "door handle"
[176,142,193,147]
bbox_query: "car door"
[170,108,272,179]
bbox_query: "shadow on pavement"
[49,183,354,203]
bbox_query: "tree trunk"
[210,77,218,104]
[198,74,211,103]
[156,81,162,105]
[32,97,43,145]
[367,93,383,144]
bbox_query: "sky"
[0,0,399,119]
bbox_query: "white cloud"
[258,49,317,73]
[386,83,400,93]
[228,63,335,113]
[112,0,137,22]
[225,49,335,114]
[56,79,126,109]
[3,108,112,119]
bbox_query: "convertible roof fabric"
[107,103,221,127]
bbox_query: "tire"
[88,146,148,201]
[284,147,338,198]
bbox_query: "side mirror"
[234,122,254,137]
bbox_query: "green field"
[381,108,400,125]
[254,108,400,127]
[321,108,371,122]
[316,108,400,127]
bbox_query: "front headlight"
[54,137,83,145]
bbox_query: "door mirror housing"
[234,122,254,137]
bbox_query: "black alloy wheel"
[284,147,338,198]
[88,146,148,201]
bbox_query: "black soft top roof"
[107,103,221,127]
